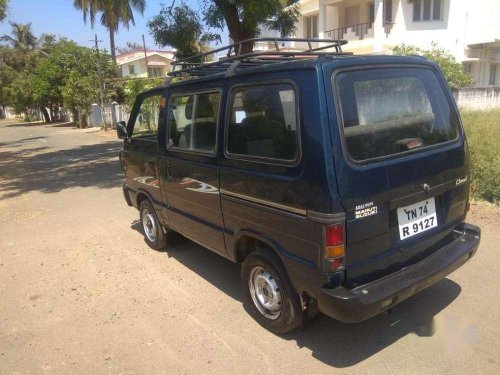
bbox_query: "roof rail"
[167,37,350,79]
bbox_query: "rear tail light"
[325,224,345,271]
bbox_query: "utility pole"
[142,34,150,78]
[91,34,108,131]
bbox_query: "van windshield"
[336,68,459,161]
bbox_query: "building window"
[489,64,497,86]
[148,67,163,77]
[304,14,318,38]
[384,0,393,23]
[413,0,441,22]
[369,1,391,24]
[128,64,136,75]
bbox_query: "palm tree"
[0,0,9,22]
[73,0,146,63]
[0,22,38,51]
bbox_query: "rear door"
[122,88,164,217]
[324,63,470,287]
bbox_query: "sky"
[0,0,228,53]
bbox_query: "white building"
[292,0,500,86]
[116,50,175,78]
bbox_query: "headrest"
[242,89,268,113]
[185,95,215,120]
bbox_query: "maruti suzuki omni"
[117,38,480,334]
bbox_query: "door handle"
[167,161,172,181]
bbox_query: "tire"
[241,248,302,334]
[139,200,166,250]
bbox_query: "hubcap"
[142,208,157,243]
[248,266,282,320]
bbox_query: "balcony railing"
[383,21,395,37]
[325,22,373,41]
[324,21,395,41]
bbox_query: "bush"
[461,109,500,203]
[392,43,472,89]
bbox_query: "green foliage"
[461,109,500,203]
[117,41,144,55]
[0,22,38,51]
[0,21,120,125]
[73,0,146,61]
[148,3,218,60]
[392,43,472,89]
[148,0,300,57]
[123,77,163,110]
[62,70,99,126]
[0,23,45,119]
[0,0,8,22]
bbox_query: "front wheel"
[139,200,166,250]
[241,249,302,334]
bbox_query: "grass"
[460,109,500,204]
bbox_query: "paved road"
[1,119,499,374]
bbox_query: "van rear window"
[336,68,459,161]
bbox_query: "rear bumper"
[318,223,480,323]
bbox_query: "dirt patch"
[467,201,500,229]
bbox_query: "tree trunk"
[40,107,50,123]
[80,113,88,128]
[71,109,79,126]
[48,104,55,123]
[214,0,256,55]
[109,29,116,64]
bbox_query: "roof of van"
[155,54,436,90]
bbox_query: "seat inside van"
[228,88,296,160]
[179,95,217,151]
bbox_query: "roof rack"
[168,37,350,79]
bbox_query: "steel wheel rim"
[248,265,282,320]
[142,208,157,243]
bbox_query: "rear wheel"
[242,249,302,334]
[139,200,166,250]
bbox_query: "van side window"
[227,83,299,162]
[167,91,220,153]
[132,94,162,137]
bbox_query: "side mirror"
[117,121,129,140]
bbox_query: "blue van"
[118,38,480,333]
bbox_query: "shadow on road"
[131,222,462,368]
[0,141,123,198]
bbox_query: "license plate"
[397,198,438,240]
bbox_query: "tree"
[31,41,84,121]
[73,0,146,63]
[0,47,16,116]
[0,0,8,22]
[123,77,163,110]
[0,23,49,121]
[58,44,121,127]
[148,0,300,57]
[392,43,472,89]
[148,3,218,60]
[1,22,38,51]
[117,41,144,55]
